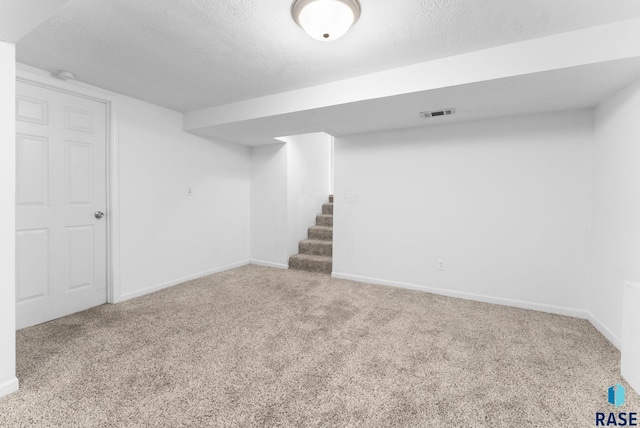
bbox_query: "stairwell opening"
[252,132,333,272]
[289,194,334,274]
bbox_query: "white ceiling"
[16,0,640,113]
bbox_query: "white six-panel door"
[15,81,107,329]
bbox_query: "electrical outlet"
[437,259,445,271]
[346,192,358,202]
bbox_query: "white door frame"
[16,64,121,305]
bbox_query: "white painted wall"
[117,95,251,300]
[590,79,640,347]
[250,143,289,268]
[333,111,593,316]
[250,133,331,267]
[0,41,19,398]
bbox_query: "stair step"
[289,254,332,274]
[316,214,333,227]
[308,225,333,241]
[299,239,333,256]
[329,194,334,203]
[322,203,333,215]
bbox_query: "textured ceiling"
[16,0,640,112]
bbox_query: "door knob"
[94,211,105,219]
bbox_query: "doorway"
[15,80,109,329]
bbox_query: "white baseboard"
[118,260,251,302]
[250,259,289,270]
[0,376,19,399]
[331,272,587,319]
[587,312,621,350]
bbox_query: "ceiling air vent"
[420,108,456,119]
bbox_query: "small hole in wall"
[323,33,330,39]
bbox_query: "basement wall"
[333,110,593,317]
[117,95,251,300]
[0,41,18,398]
[591,78,640,348]
[250,143,289,268]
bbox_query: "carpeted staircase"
[289,195,333,274]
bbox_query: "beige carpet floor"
[0,264,637,427]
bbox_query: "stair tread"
[301,239,332,245]
[290,253,332,262]
[308,225,333,241]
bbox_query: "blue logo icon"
[596,384,636,426]
[608,383,626,408]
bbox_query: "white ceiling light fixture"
[292,0,361,41]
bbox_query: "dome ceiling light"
[291,0,361,41]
